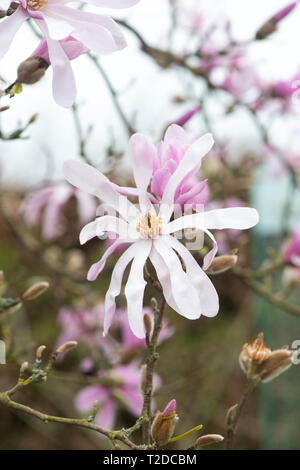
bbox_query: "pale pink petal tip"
[162,399,177,416]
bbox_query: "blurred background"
[0,0,300,450]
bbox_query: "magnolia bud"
[151,399,178,447]
[17,57,49,85]
[151,297,158,311]
[207,252,238,275]
[256,2,297,40]
[239,332,293,383]
[20,361,29,375]
[140,364,147,393]
[143,313,152,336]
[56,341,78,355]
[22,281,49,300]
[36,345,46,360]
[193,434,224,448]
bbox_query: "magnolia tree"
[0,0,300,451]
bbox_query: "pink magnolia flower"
[29,36,89,106]
[283,223,300,267]
[0,0,140,106]
[57,304,174,361]
[64,131,259,338]
[151,124,209,210]
[75,362,159,429]
[22,182,97,241]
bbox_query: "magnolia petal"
[95,399,116,430]
[81,0,140,8]
[75,385,108,412]
[204,207,259,230]
[104,244,137,335]
[129,133,156,211]
[168,237,219,318]
[160,133,214,222]
[37,20,76,107]
[0,7,28,59]
[87,239,130,281]
[118,387,143,416]
[63,160,139,220]
[124,240,152,338]
[80,216,130,244]
[149,246,181,315]
[154,238,202,319]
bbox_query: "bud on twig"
[20,361,29,376]
[226,403,238,428]
[22,281,49,300]
[140,364,147,393]
[17,56,49,85]
[207,251,238,275]
[36,345,46,360]
[151,399,178,447]
[193,434,224,449]
[151,297,158,312]
[256,2,297,40]
[143,313,152,336]
[239,332,293,383]
[56,341,78,355]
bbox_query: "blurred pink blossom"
[75,362,160,429]
[22,182,97,241]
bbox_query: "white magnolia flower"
[64,132,259,338]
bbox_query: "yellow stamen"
[27,0,48,10]
[136,213,162,239]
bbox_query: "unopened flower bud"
[151,399,178,446]
[22,281,49,300]
[20,361,29,376]
[256,2,297,40]
[56,341,78,355]
[193,434,224,448]
[140,364,147,393]
[17,56,49,85]
[226,403,238,428]
[0,271,4,285]
[143,313,152,336]
[36,345,46,360]
[1,301,22,314]
[239,332,293,383]
[207,253,238,275]
[151,297,158,311]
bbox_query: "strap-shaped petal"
[0,7,28,60]
[124,240,152,338]
[80,215,131,245]
[129,133,156,212]
[104,243,137,336]
[87,238,131,281]
[153,238,202,319]
[63,160,139,220]
[168,237,219,317]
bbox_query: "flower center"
[27,0,48,10]
[136,213,162,239]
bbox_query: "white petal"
[168,237,219,317]
[203,207,259,230]
[87,239,131,281]
[104,243,137,335]
[63,160,139,221]
[124,240,152,338]
[153,238,202,319]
